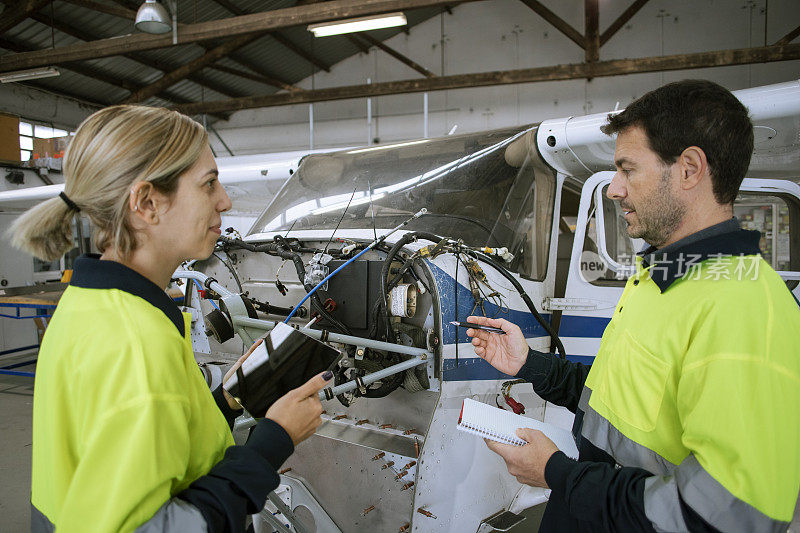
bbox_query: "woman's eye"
[207,179,216,188]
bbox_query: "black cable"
[472,250,567,359]
[388,231,567,360]
[455,248,459,367]
[324,185,357,255]
[212,252,243,293]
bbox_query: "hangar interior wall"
[208,0,800,155]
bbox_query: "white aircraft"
[3,79,798,532]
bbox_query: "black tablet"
[223,323,341,417]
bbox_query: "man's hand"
[466,316,528,376]
[222,337,266,410]
[265,371,333,445]
[485,428,559,488]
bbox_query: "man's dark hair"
[601,79,753,205]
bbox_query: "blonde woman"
[12,105,331,532]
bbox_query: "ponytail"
[9,196,77,261]
[7,105,207,262]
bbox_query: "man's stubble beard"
[627,167,687,248]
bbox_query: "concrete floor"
[0,353,35,533]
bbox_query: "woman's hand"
[266,371,333,445]
[465,315,528,376]
[222,337,265,410]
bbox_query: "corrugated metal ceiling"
[0,1,446,117]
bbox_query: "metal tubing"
[267,492,310,533]
[230,355,427,429]
[173,270,235,298]
[232,316,431,358]
[319,355,427,400]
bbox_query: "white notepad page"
[457,398,579,458]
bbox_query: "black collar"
[639,223,762,293]
[70,254,185,336]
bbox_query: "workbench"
[0,284,186,378]
[0,285,64,377]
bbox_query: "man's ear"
[678,146,708,191]
[129,181,164,226]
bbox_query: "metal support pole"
[232,354,428,434]
[366,77,372,146]
[309,103,314,149]
[319,355,427,400]
[231,316,431,358]
[423,92,429,138]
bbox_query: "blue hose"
[283,245,373,323]
[193,279,220,310]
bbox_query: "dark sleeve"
[212,385,243,430]
[545,451,657,532]
[177,418,294,533]
[514,348,591,412]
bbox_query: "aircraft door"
[555,173,800,363]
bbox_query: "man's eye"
[207,179,216,188]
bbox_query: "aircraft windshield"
[251,125,556,279]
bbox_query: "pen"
[450,321,506,335]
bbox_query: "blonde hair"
[9,105,208,261]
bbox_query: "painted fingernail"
[322,370,334,381]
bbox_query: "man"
[467,79,800,532]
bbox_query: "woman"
[12,105,330,532]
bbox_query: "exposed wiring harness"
[497,379,526,414]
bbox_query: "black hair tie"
[59,192,80,213]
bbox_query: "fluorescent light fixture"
[308,12,407,37]
[135,0,172,34]
[0,67,60,83]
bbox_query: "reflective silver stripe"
[578,385,591,412]
[31,503,55,533]
[673,454,788,533]
[135,498,208,533]
[579,387,677,476]
[790,489,800,533]
[644,476,689,533]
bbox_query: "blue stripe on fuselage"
[426,261,612,343]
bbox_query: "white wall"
[0,83,99,132]
[210,0,800,155]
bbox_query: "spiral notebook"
[457,398,578,458]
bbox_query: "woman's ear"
[129,182,162,226]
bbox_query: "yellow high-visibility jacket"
[31,255,293,532]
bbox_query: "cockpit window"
[251,125,556,280]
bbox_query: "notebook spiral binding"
[461,422,526,446]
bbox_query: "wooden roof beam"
[774,24,800,46]
[517,0,585,50]
[0,0,52,36]
[345,34,371,54]
[584,0,599,62]
[14,9,248,99]
[207,63,289,90]
[208,0,332,72]
[56,0,135,19]
[171,43,800,115]
[356,33,436,77]
[122,33,261,103]
[0,0,475,72]
[62,0,300,91]
[599,0,650,47]
[0,35,230,119]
